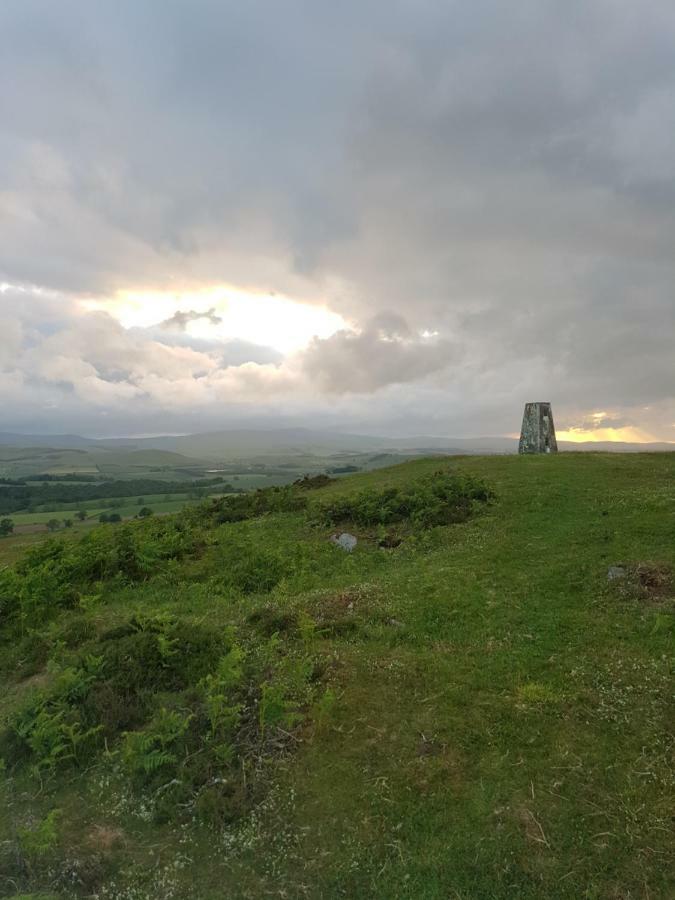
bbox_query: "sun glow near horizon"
[510,408,669,445]
[556,410,661,443]
[556,426,661,444]
[82,285,348,354]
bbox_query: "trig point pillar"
[519,402,558,454]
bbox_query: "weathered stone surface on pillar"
[519,402,558,454]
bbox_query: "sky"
[1,1,674,441]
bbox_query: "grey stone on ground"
[607,565,626,580]
[330,532,357,552]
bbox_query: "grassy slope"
[1,453,673,899]
[0,526,97,566]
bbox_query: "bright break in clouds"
[1,1,674,440]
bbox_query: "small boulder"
[607,565,626,581]
[330,532,357,552]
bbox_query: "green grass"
[0,526,94,565]
[27,491,193,513]
[5,495,218,528]
[98,496,200,520]
[0,453,673,899]
[223,472,295,488]
[8,509,111,526]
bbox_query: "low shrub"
[1,614,325,827]
[2,616,228,772]
[18,808,62,862]
[122,706,193,778]
[210,485,307,524]
[248,604,299,636]
[293,473,335,490]
[1,631,52,679]
[5,656,106,774]
[313,470,492,529]
[0,516,208,634]
[221,544,287,594]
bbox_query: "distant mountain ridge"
[0,428,672,458]
[0,432,98,449]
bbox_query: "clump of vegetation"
[293,473,335,489]
[210,469,490,533]
[219,542,288,594]
[98,512,121,524]
[1,613,325,829]
[210,485,308,523]
[314,470,491,529]
[0,516,207,635]
[18,808,62,860]
[248,604,299,637]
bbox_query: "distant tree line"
[24,473,103,482]
[0,478,237,515]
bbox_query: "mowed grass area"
[0,453,673,899]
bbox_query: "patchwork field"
[0,442,428,541]
[0,453,672,899]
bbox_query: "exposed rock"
[607,565,626,580]
[330,532,357,552]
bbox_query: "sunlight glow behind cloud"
[2,2,675,440]
[557,426,659,444]
[83,287,348,354]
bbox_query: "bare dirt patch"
[86,825,126,854]
[310,584,382,633]
[609,562,673,605]
[515,807,552,849]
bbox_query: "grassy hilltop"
[0,454,673,899]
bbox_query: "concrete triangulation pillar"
[519,402,558,454]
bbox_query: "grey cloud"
[1,2,674,438]
[216,341,282,369]
[303,315,455,393]
[127,324,282,366]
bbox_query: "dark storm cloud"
[0,1,674,438]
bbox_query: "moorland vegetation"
[0,455,672,899]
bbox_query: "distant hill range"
[0,428,672,458]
